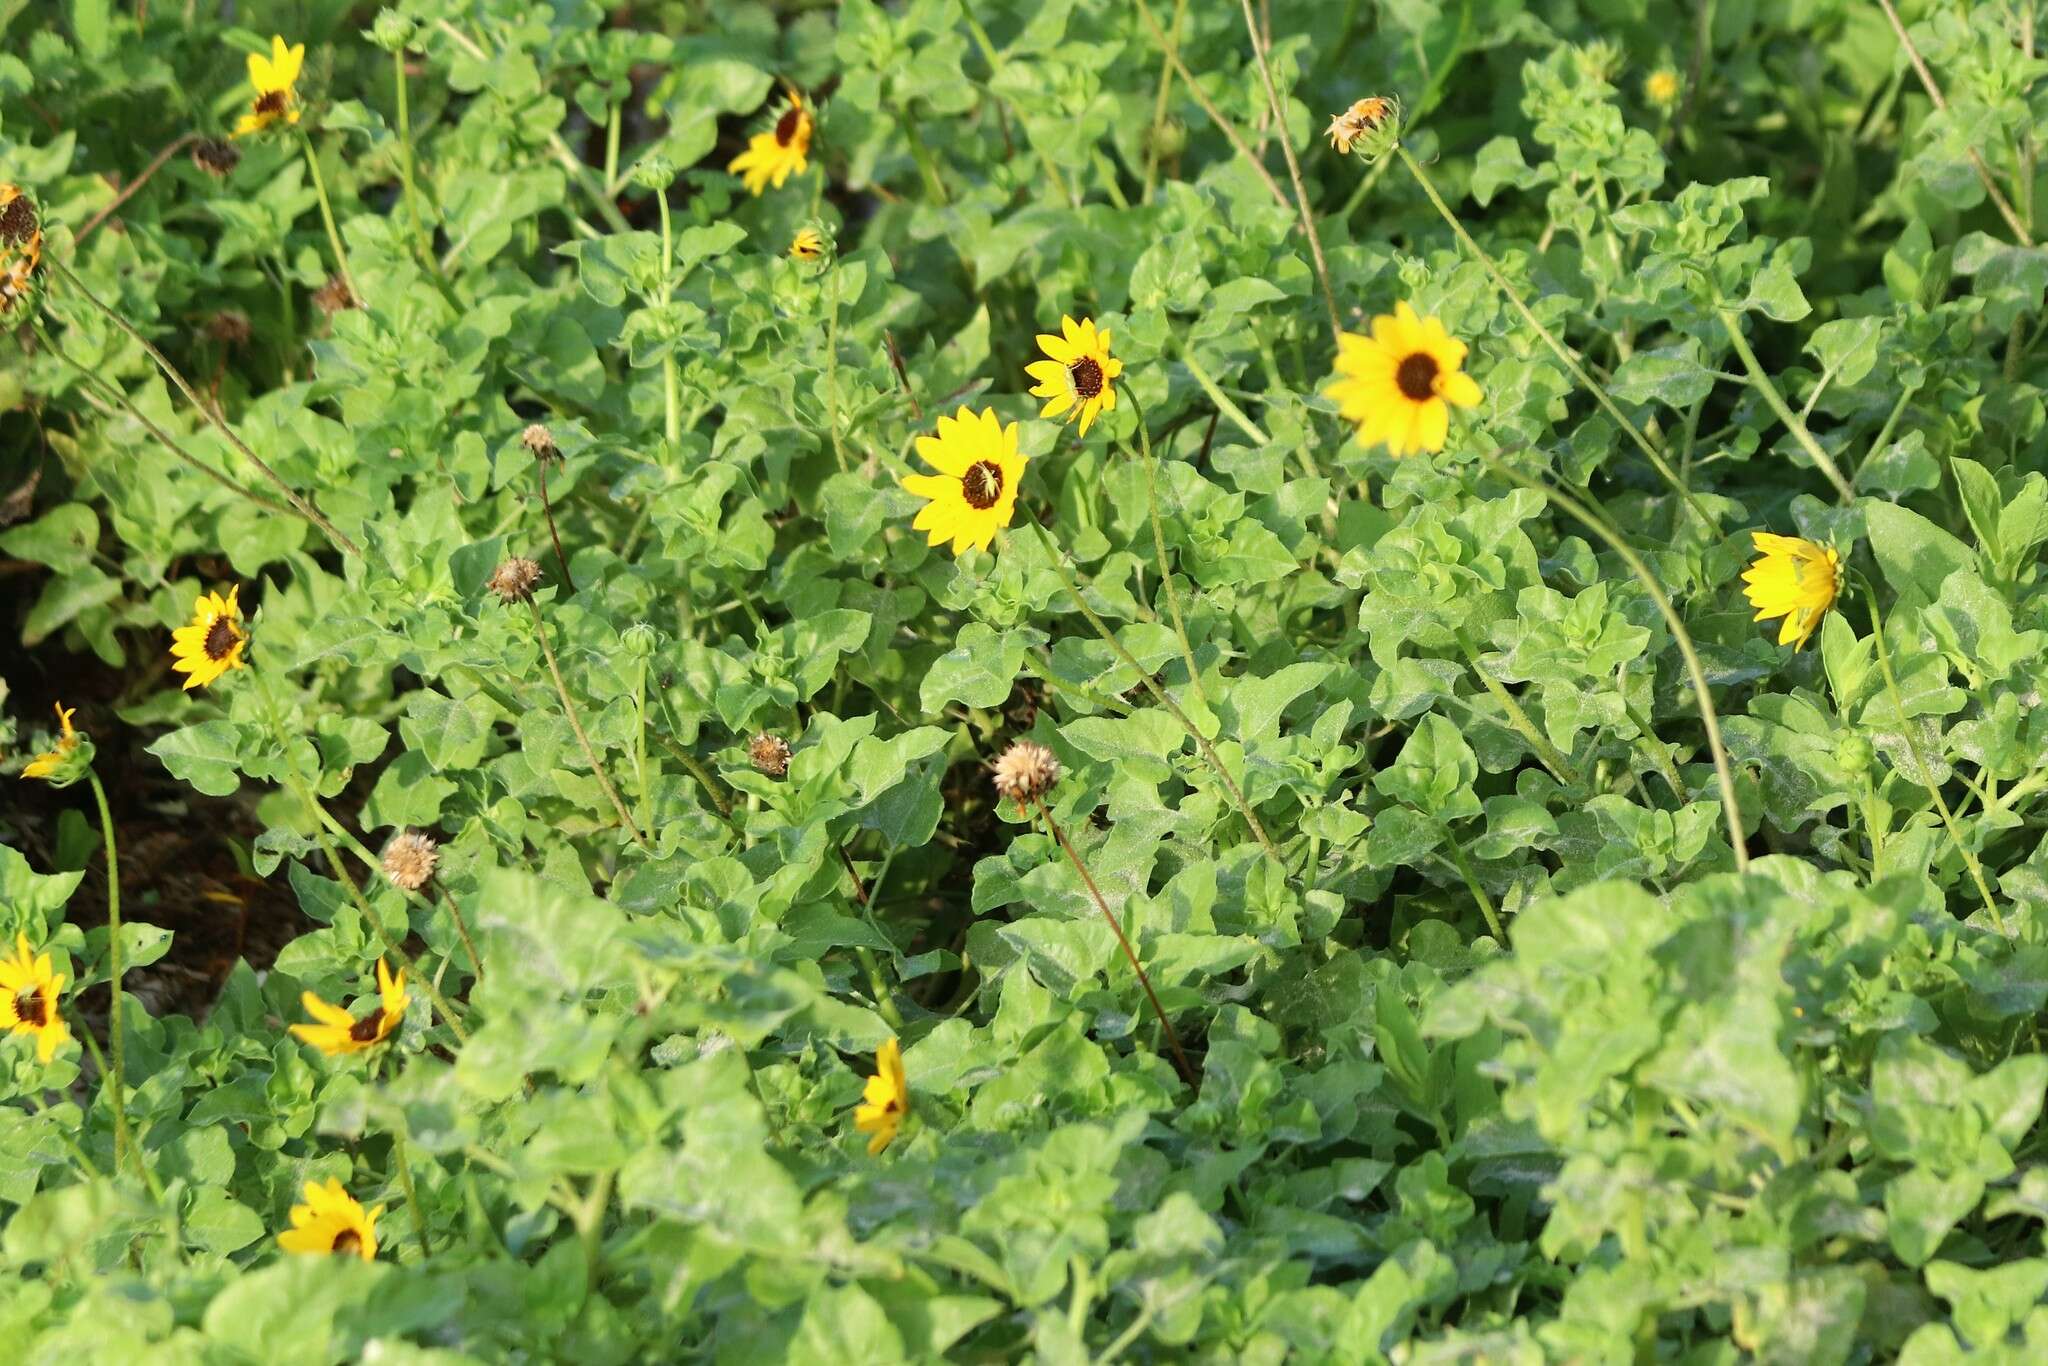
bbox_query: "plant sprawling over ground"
[4,0,2048,1360]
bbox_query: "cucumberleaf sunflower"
[277,1179,382,1261]
[0,934,70,1063]
[854,1037,908,1154]
[728,90,812,196]
[289,958,408,1056]
[234,35,305,138]
[1026,315,1123,436]
[900,407,1028,556]
[169,585,249,690]
[1740,532,1841,650]
[1325,301,1483,457]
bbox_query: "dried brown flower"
[191,138,242,178]
[521,423,560,461]
[207,311,253,346]
[311,275,358,315]
[749,733,793,778]
[991,740,1060,809]
[380,831,439,891]
[487,556,543,604]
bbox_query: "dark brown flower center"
[332,1227,362,1255]
[0,196,35,249]
[1068,356,1105,401]
[774,105,803,146]
[349,1008,386,1043]
[961,461,1004,510]
[1396,351,1440,401]
[203,615,241,661]
[254,89,288,117]
[15,989,46,1028]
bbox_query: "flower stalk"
[1124,391,1209,709]
[84,772,133,1173]
[298,131,359,306]
[1233,0,1341,344]
[525,597,652,852]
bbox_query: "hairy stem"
[525,597,652,851]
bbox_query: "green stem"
[603,104,621,193]
[898,113,949,204]
[298,131,358,305]
[525,597,652,851]
[1395,146,1715,531]
[393,47,430,265]
[1179,349,1270,445]
[391,1130,432,1260]
[1453,631,1577,786]
[1621,696,1688,802]
[1716,310,1856,503]
[1130,0,1291,212]
[1474,450,1749,872]
[1441,835,1506,944]
[1127,392,1209,708]
[84,773,132,1174]
[824,267,847,472]
[1025,519,1284,870]
[577,1168,615,1291]
[656,188,679,448]
[1861,580,2003,932]
[1140,0,1190,203]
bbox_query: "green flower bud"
[367,11,418,52]
[630,155,677,192]
[1834,732,1873,777]
[621,623,663,659]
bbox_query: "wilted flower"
[992,739,1060,810]
[380,831,438,891]
[1025,316,1123,437]
[191,138,242,177]
[853,1037,908,1154]
[749,733,792,777]
[311,275,358,314]
[1740,532,1841,650]
[207,310,254,345]
[900,408,1028,557]
[1325,95,1401,160]
[520,423,560,461]
[1325,302,1483,457]
[487,557,543,604]
[169,585,249,690]
[277,1179,382,1261]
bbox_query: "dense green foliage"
[4,0,2048,1360]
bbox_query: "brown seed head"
[992,740,1060,809]
[521,423,561,461]
[487,556,543,604]
[207,310,253,346]
[380,831,439,891]
[312,276,358,315]
[191,139,242,178]
[749,733,793,778]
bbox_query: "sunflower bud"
[520,423,561,462]
[1572,40,1623,85]
[749,733,792,778]
[18,702,93,788]
[621,623,662,659]
[630,155,677,192]
[789,226,829,264]
[1324,95,1401,163]
[380,830,439,891]
[487,556,543,604]
[991,740,1060,810]
[1643,68,1682,111]
[367,10,418,52]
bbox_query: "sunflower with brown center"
[853,1038,909,1154]
[233,36,306,138]
[1025,316,1123,437]
[169,585,249,690]
[277,1178,383,1262]
[729,90,813,196]
[899,407,1029,556]
[0,934,71,1063]
[1325,301,1484,457]
[289,958,409,1056]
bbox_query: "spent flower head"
[380,831,439,891]
[992,739,1060,811]
[488,557,543,604]
[749,733,793,778]
[521,423,561,461]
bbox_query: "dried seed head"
[380,831,439,891]
[0,186,39,251]
[312,275,359,315]
[207,310,253,345]
[521,423,560,461]
[487,556,543,604]
[191,138,242,178]
[991,740,1060,809]
[749,732,792,778]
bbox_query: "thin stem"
[1130,0,1291,212]
[298,132,359,305]
[391,1130,432,1260]
[440,889,485,982]
[1453,631,1578,786]
[537,462,577,593]
[898,113,950,204]
[824,268,848,471]
[84,773,133,1174]
[1440,837,1506,944]
[1233,0,1341,343]
[1395,146,1716,532]
[1034,798,1196,1086]
[1873,0,2033,247]
[603,104,622,193]
[1716,310,1856,503]
[1179,348,1270,445]
[576,1168,615,1291]
[1474,451,1749,872]
[36,322,295,517]
[43,257,362,557]
[393,47,431,265]
[1141,0,1190,202]
[1620,695,1689,801]
[1861,582,2003,932]
[1025,519,1284,870]
[1127,393,1210,708]
[656,188,680,448]
[525,596,652,851]
[75,133,199,243]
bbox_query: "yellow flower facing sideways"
[234,35,305,138]
[854,1038,908,1154]
[278,1179,382,1261]
[1325,301,1484,457]
[169,585,249,690]
[1026,316,1123,436]
[900,407,1029,556]
[20,702,82,783]
[290,958,409,1056]
[1740,532,1841,650]
[729,90,813,196]
[789,226,826,261]
[0,934,71,1063]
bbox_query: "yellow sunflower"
[0,934,71,1063]
[1025,316,1123,437]
[900,407,1029,556]
[289,958,408,1056]
[728,90,813,196]
[854,1037,908,1155]
[0,183,41,319]
[233,35,305,138]
[1644,69,1682,110]
[169,585,249,690]
[20,702,84,784]
[790,227,826,261]
[1740,532,1841,650]
[1325,301,1484,457]
[277,1178,382,1261]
